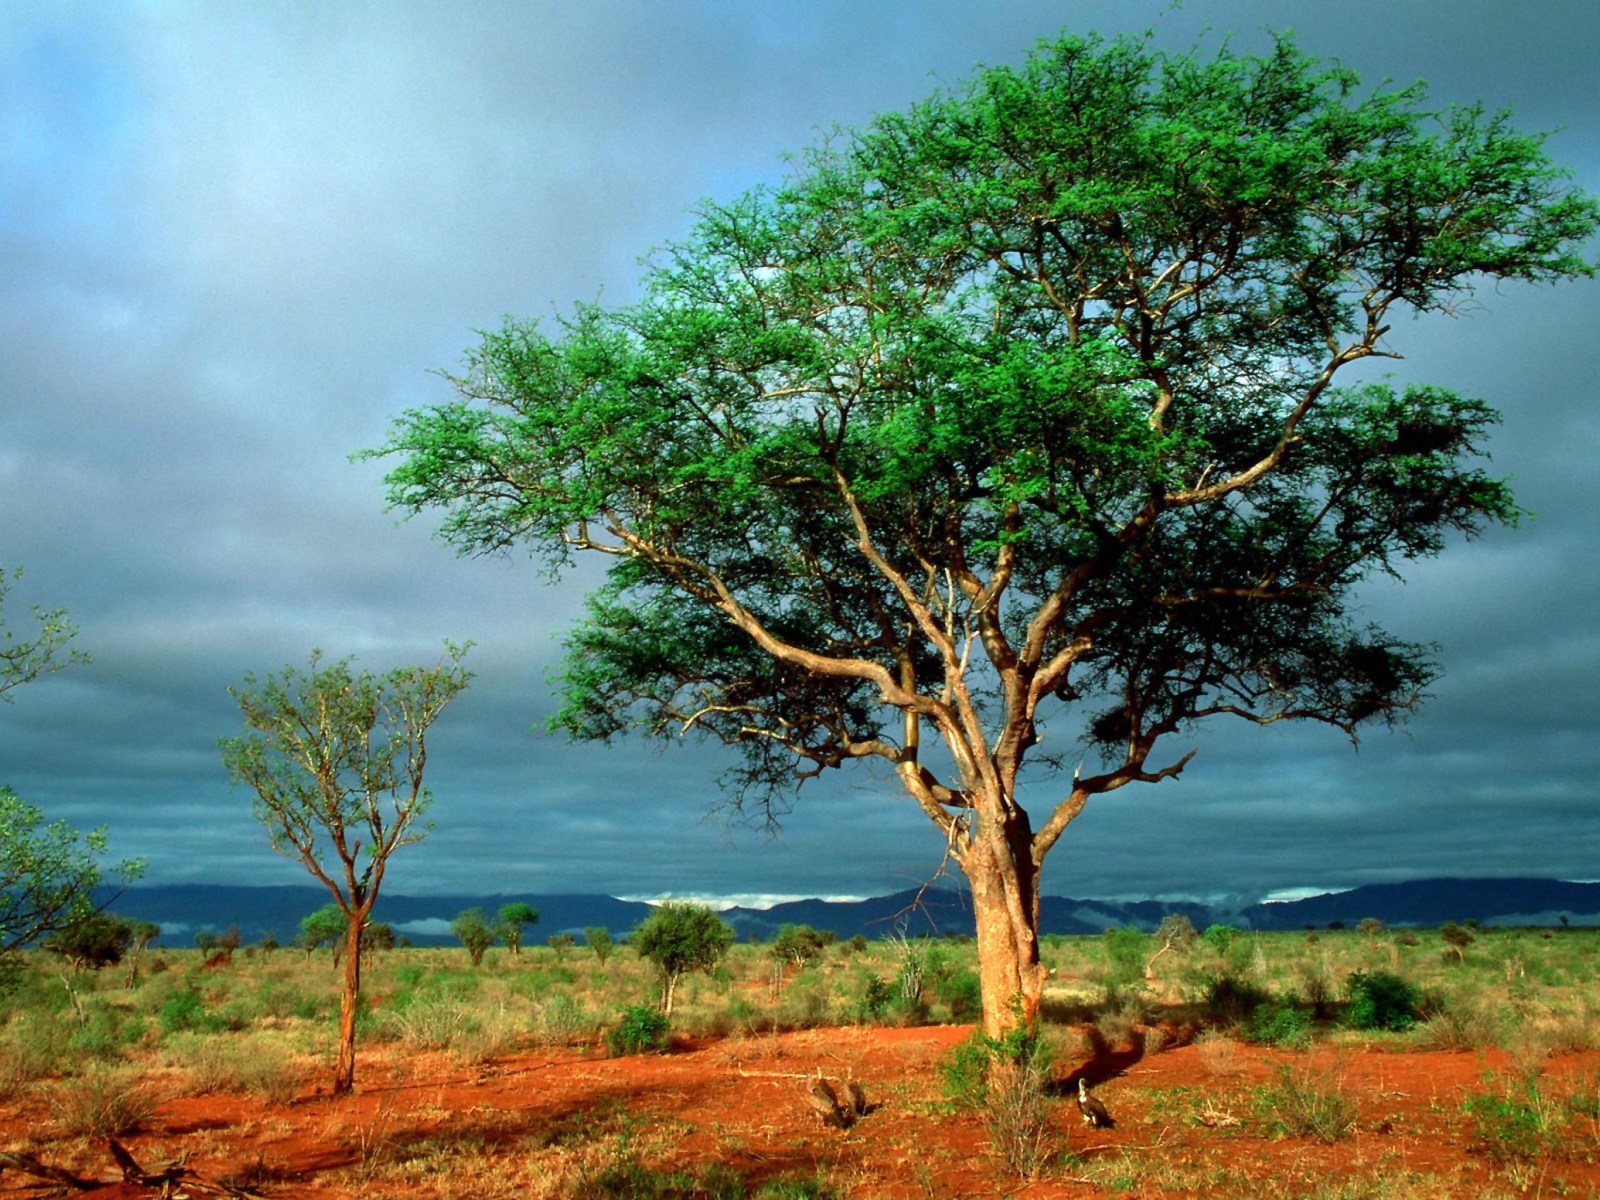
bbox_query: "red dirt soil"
[5,1026,1600,1198]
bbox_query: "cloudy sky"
[2,0,1596,909]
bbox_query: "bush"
[1099,927,1149,1001]
[49,1065,158,1137]
[1244,1000,1312,1049]
[0,1015,70,1097]
[158,988,218,1035]
[1412,989,1504,1051]
[44,913,135,970]
[451,908,495,966]
[940,1020,1048,1110]
[1259,1062,1356,1141]
[534,993,594,1046]
[854,975,894,1023]
[775,969,831,1029]
[983,1055,1056,1179]
[383,993,480,1051]
[932,968,983,1022]
[606,1003,670,1056]
[166,1033,301,1103]
[1440,921,1475,963]
[1344,971,1419,1032]
[1199,973,1270,1026]
[770,924,833,967]
[1462,1072,1554,1162]
[583,926,613,965]
[940,1022,1057,1178]
[713,995,769,1037]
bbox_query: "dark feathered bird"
[806,1070,849,1129]
[1077,1078,1114,1129]
[843,1079,868,1118]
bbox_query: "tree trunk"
[963,826,1045,1039]
[333,912,365,1094]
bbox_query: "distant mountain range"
[105,877,1600,948]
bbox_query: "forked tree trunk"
[963,824,1046,1039]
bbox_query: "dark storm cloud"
[1,0,1596,905]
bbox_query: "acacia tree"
[220,645,471,1093]
[1,572,140,984]
[0,567,90,701]
[0,788,143,968]
[367,32,1597,1036]
[300,903,347,962]
[497,900,540,955]
[451,907,494,965]
[631,901,734,1015]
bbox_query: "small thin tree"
[0,568,140,986]
[451,907,494,965]
[583,926,613,965]
[220,644,471,1093]
[631,901,734,1015]
[497,901,540,956]
[301,903,347,961]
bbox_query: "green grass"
[2,924,1599,1088]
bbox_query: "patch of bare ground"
[6,1025,1600,1197]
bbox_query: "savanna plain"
[5,921,1600,1199]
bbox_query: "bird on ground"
[1077,1078,1114,1129]
[843,1078,868,1119]
[806,1069,849,1129]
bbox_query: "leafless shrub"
[982,1057,1059,1180]
[1196,1030,1244,1076]
[49,1065,158,1137]
[1261,1062,1356,1142]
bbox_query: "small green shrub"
[606,1003,670,1056]
[1098,927,1149,1002]
[939,1020,1048,1110]
[753,1179,839,1199]
[855,975,893,1023]
[940,1031,993,1109]
[1462,1072,1553,1162]
[521,966,577,997]
[1343,971,1419,1032]
[251,980,318,1021]
[158,988,218,1035]
[933,968,983,1022]
[570,1151,833,1200]
[66,1021,120,1061]
[1244,1000,1312,1049]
